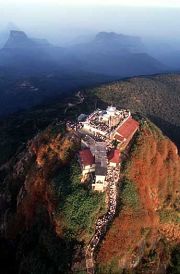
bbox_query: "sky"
[0,0,180,45]
[2,0,180,7]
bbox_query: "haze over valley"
[0,26,179,116]
[0,1,180,116]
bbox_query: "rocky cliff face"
[96,121,180,273]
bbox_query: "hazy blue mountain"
[4,30,37,49]
[93,32,145,53]
[68,32,164,77]
[0,30,168,117]
[144,39,180,70]
[32,38,52,47]
[0,31,69,74]
[0,31,115,116]
[0,30,165,77]
[0,23,20,48]
[162,51,180,69]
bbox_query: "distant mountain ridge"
[94,31,145,53]
[0,23,20,48]
[68,31,164,77]
[0,30,66,74]
[0,30,168,117]
[0,30,166,79]
[4,30,36,49]
[4,30,52,49]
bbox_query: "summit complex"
[67,106,139,192]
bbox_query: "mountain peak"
[95,31,123,41]
[95,31,141,43]
[10,30,28,39]
[93,31,145,53]
[4,30,36,49]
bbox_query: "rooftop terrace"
[81,107,131,139]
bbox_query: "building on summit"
[76,106,139,192]
[113,116,139,150]
[80,107,131,140]
[108,149,121,168]
[91,142,107,191]
[78,149,95,176]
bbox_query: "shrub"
[96,258,123,274]
[159,209,180,224]
[52,160,106,241]
[121,179,140,209]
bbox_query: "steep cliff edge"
[96,121,180,273]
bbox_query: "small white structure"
[106,106,117,115]
[92,181,105,192]
[92,164,106,191]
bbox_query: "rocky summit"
[4,30,36,48]
[94,32,145,52]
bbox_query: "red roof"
[116,117,139,140]
[108,149,121,164]
[114,134,124,142]
[79,149,95,166]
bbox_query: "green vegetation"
[96,258,123,274]
[121,179,140,209]
[52,161,106,241]
[62,189,105,239]
[159,209,180,224]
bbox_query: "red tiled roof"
[79,149,95,166]
[108,149,121,164]
[116,117,139,140]
[114,134,124,142]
